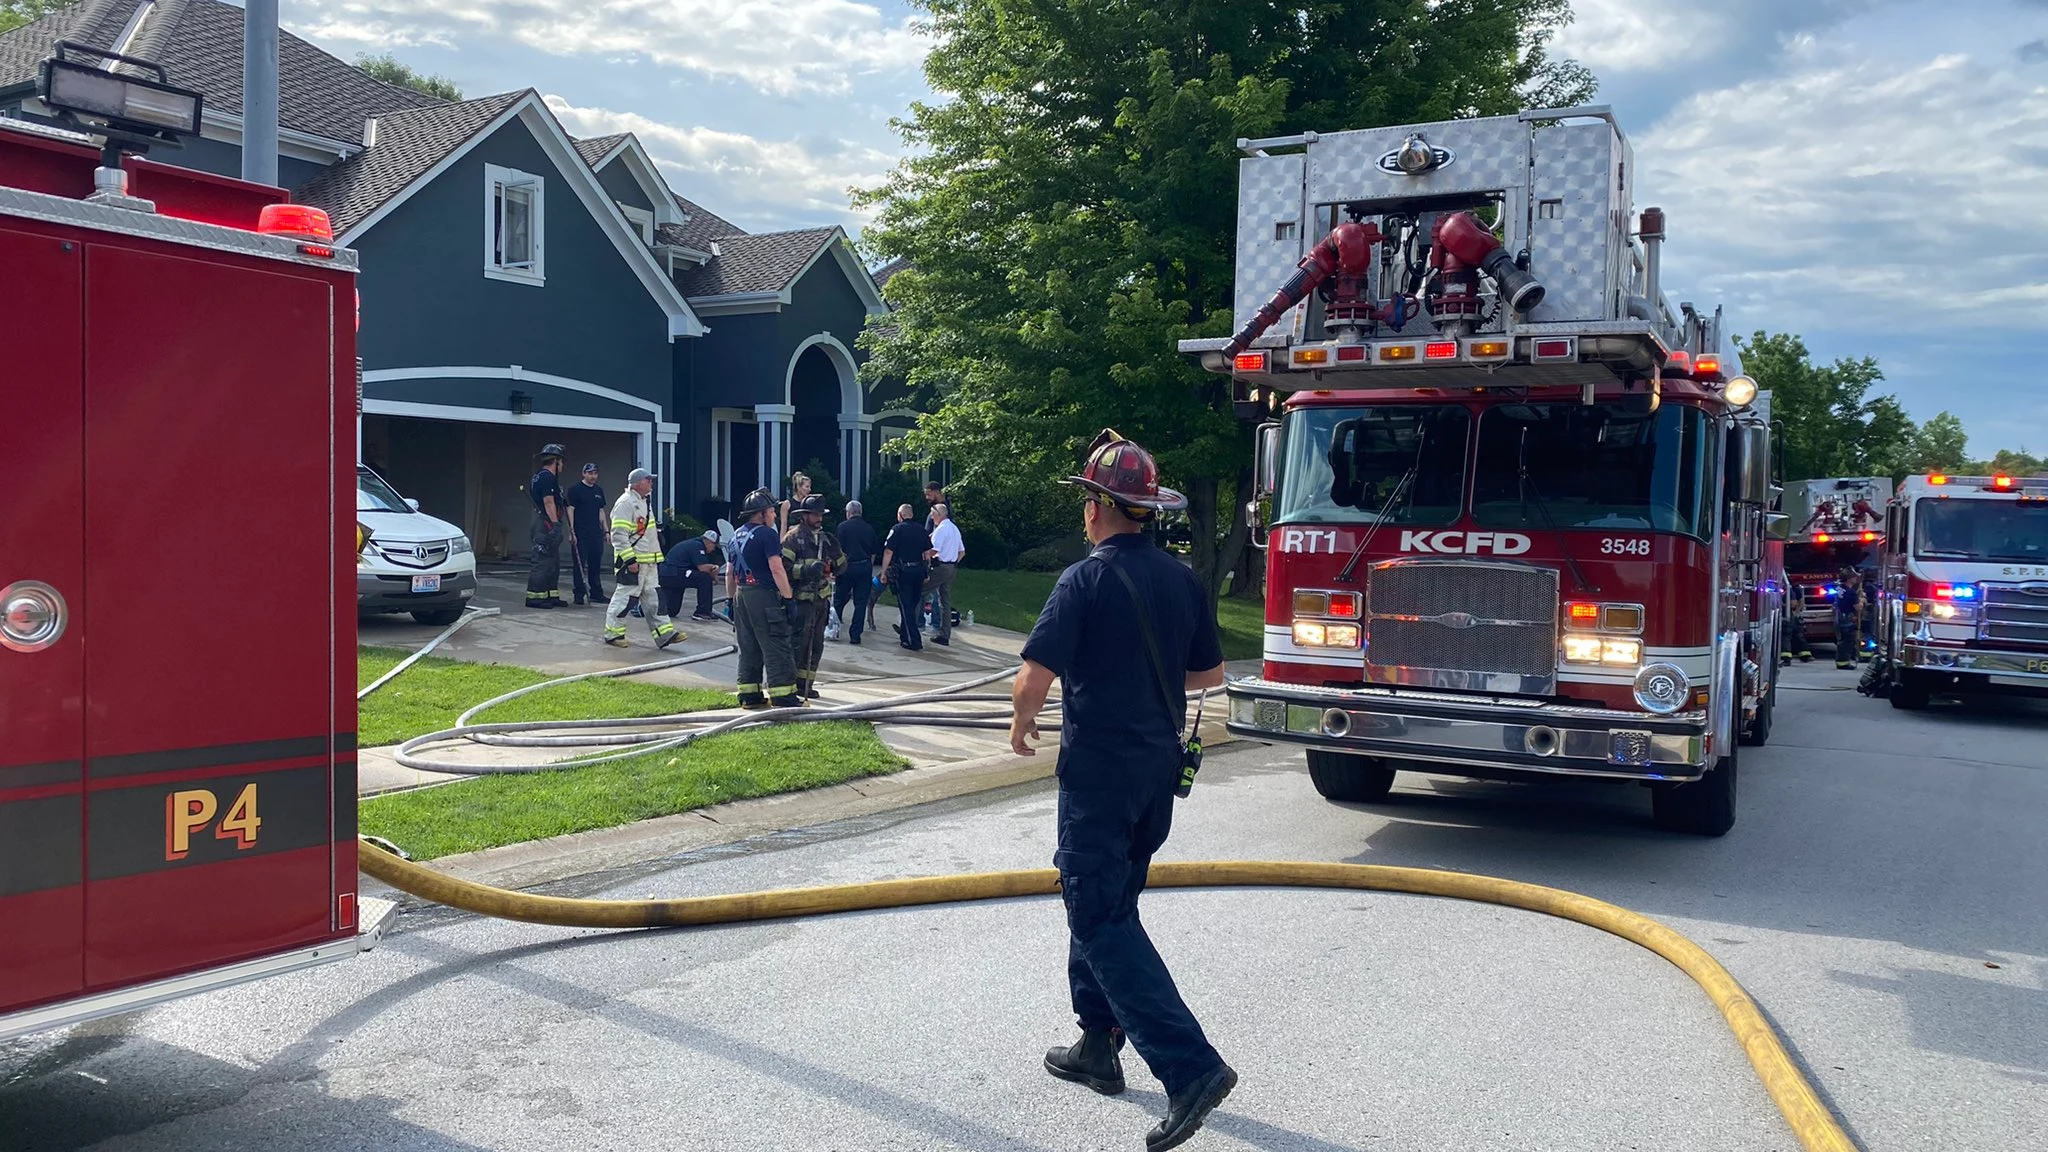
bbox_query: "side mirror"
[1253,421,1280,500]
[1735,423,1770,504]
[405,497,421,511]
[1764,512,1791,541]
[1245,499,1267,546]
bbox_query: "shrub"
[959,525,1009,569]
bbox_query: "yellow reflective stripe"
[612,519,637,531]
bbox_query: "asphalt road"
[3,660,2042,1152]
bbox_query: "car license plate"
[411,574,441,593]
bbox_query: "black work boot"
[1146,1061,1238,1151]
[770,693,804,709]
[737,692,768,711]
[1044,1027,1126,1095]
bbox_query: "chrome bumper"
[1226,678,1709,781]
[1899,644,2048,686]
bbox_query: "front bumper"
[1899,643,2048,689]
[1226,678,1709,781]
[357,569,477,612]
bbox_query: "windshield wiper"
[1335,430,1428,583]
[1517,427,1598,594]
[1916,548,1975,558]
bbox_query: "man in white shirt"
[928,503,965,647]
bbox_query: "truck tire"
[1739,683,1773,746]
[1306,750,1397,803]
[1651,730,1737,837]
[412,608,463,627]
[1888,669,1931,711]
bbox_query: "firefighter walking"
[728,488,802,709]
[1008,429,1234,1152]
[783,494,843,700]
[1834,566,1867,670]
[525,443,568,609]
[603,468,683,650]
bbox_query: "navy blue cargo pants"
[1056,764,1221,1098]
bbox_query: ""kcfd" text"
[1397,530,1532,555]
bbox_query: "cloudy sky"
[284,0,2048,458]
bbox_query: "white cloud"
[1636,50,2048,334]
[545,97,897,229]
[1549,0,1728,71]
[294,0,930,96]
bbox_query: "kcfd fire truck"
[1,70,386,1042]
[1181,107,1785,836]
[1869,472,2048,709]
[1783,476,1891,652]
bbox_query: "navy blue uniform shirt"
[564,481,608,539]
[836,517,881,567]
[1021,533,1223,784]
[529,468,562,516]
[734,522,780,587]
[663,537,717,580]
[883,520,932,568]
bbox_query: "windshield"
[1471,403,1712,537]
[1275,405,1470,525]
[357,468,413,514]
[1914,497,2048,563]
[1786,541,1878,574]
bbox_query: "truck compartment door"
[0,227,88,1014]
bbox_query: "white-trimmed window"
[485,163,544,284]
[620,203,654,245]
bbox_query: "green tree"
[1906,411,1970,474]
[355,52,460,101]
[1,0,75,35]
[1737,331,1914,481]
[857,0,1594,601]
[1970,447,2046,476]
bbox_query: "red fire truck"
[0,61,387,1042]
[1182,107,1784,835]
[1869,472,2048,709]
[1782,476,1890,654]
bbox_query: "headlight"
[1601,637,1641,666]
[1633,663,1690,714]
[450,535,474,555]
[1292,620,1361,648]
[1566,633,1640,665]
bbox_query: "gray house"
[0,0,893,556]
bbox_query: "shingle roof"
[573,132,630,167]
[0,0,443,143]
[668,192,747,250]
[671,227,840,298]
[293,90,526,235]
[872,256,911,292]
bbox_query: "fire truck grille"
[1981,584,2048,648]
[1366,560,1559,679]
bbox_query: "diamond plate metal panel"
[0,187,361,272]
[1233,153,1308,342]
[1306,116,1531,208]
[1524,122,1619,324]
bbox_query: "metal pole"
[241,0,278,185]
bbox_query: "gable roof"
[671,227,838,298]
[573,132,631,168]
[0,0,442,145]
[293,90,524,235]
[668,192,747,250]
[873,256,911,292]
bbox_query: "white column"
[657,424,679,513]
[838,413,867,502]
[755,404,796,495]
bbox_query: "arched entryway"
[768,333,866,498]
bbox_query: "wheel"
[1306,750,1397,803]
[1740,680,1773,746]
[411,607,463,626]
[1652,722,1737,836]
[1889,669,1931,711]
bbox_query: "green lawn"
[357,646,732,748]
[948,569,1264,661]
[359,722,907,860]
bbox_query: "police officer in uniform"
[526,443,568,608]
[1009,429,1233,1152]
[729,488,803,710]
[603,468,683,650]
[783,494,843,700]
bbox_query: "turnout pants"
[1835,611,1862,665]
[570,532,607,602]
[795,596,830,694]
[895,562,927,650]
[832,571,870,643]
[526,513,562,605]
[1055,768,1221,1098]
[927,561,957,641]
[605,564,677,643]
[735,586,796,703]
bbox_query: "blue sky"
[282,0,2048,459]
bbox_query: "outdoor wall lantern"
[508,390,533,415]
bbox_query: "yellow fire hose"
[358,842,1855,1151]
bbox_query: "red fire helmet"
[1063,428,1187,518]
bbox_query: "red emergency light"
[256,203,333,241]
[1336,345,1368,362]
[1232,351,1267,373]
[1993,474,2015,490]
[1861,531,1877,543]
[1929,474,1949,485]
[1814,532,1832,544]
[1693,354,1723,380]
[1664,350,1692,376]
[1566,602,1600,622]
[1424,341,1459,360]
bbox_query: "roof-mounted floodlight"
[38,41,202,148]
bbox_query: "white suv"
[356,464,477,625]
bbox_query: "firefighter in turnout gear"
[526,443,568,608]
[1833,566,1866,670]
[783,494,842,700]
[603,468,683,650]
[729,487,802,709]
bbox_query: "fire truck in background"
[1,51,387,1043]
[1868,472,2048,709]
[1182,106,1786,836]
[1782,476,1891,655]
